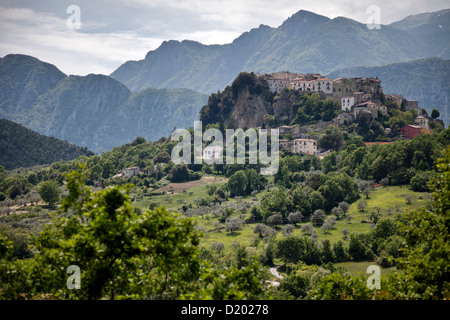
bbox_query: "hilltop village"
[117,71,444,179]
[256,72,441,156]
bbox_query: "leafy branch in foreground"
[31,165,202,300]
[0,164,267,300]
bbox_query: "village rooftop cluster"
[115,72,443,180]
[258,72,441,155]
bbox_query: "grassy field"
[295,185,431,243]
[131,178,430,251]
[202,185,430,249]
[134,175,227,212]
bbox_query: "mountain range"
[111,9,450,94]
[0,8,448,156]
[0,54,208,154]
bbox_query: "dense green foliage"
[37,181,61,206]
[0,167,268,299]
[309,146,450,299]
[0,119,93,170]
[291,92,340,124]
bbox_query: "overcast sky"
[0,0,448,76]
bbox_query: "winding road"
[268,266,283,286]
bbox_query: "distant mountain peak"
[280,9,329,31]
[288,9,328,20]
[390,7,450,29]
[111,8,450,94]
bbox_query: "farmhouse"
[336,112,354,124]
[289,139,318,155]
[279,139,290,150]
[121,166,140,179]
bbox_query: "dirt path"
[267,266,283,287]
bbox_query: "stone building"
[289,139,318,155]
[122,166,140,179]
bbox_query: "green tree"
[260,187,291,219]
[410,171,432,192]
[101,159,115,179]
[310,209,327,227]
[318,129,344,151]
[267,213,283,229]
[245,168,262,194]
[287,211,303,225]
[182,257,267,300]
[154,151,171,164]
[321,239,335,263]
[348,233,373,261]
[0,165,6,184]
[170,164,190,182]
[275,235,321,265]
[383,146,450,299]
[333,240,347,262]
[227,170,247,197]
[225,217,243,234]
[307,273,374,300]
[37,181,61,206]
[30,167,202,299]
[279,273,310,299]
[431,108,440,119]
[275,236,304,264]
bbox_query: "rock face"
[199,72,279,130]
[272,90,299,124]
[229,86,272,129]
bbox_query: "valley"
[0,5,449,302]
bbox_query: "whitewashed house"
[203,146,223,160]
[341,97,355,111]
[314,78,333,95]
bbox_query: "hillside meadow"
[132,178,430,251]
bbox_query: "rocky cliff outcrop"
[228,86,273,129]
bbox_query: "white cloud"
[0,6,163,75]
[0,1,449,76]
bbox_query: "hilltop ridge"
[110,8,450,94]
